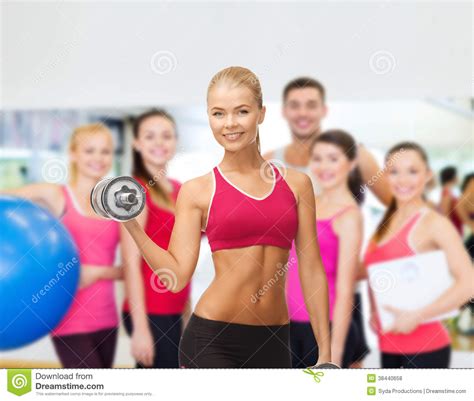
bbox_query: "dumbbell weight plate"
[90,178,115,219]
[91,176,146,221]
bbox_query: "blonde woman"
[3,123,123,368]
[119,67,332,368]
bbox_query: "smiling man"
[264,77,391,206]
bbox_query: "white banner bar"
[1,368,472,400]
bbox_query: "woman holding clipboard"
[364,142,473,368]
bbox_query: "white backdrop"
[2,1,472,109]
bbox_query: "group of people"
[5,66,473,369]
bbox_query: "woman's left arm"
[387,214,474,334]
[293,172,331,366]
[330,210,363,366]
[418,215,474,320]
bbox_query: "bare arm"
[438,189,451,216]
[358,145,392,207]
[79,264,123,288]
[455,188,474,232]
[330,210,363,366]
[1,183,64,217]
[417,215,474,321]
[293,172,331,365]
[121,205,156,366]
[122,205,150,331]
[122,179,203,293]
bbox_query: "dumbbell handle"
[117,192,137,206]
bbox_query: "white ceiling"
[2,1,472,109]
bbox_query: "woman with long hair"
[364,142,473,368]
[3,123,123,367]
[121,109,191,368]
[115,66,332,368]
[286,130,367,368]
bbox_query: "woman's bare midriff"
[193,245,291,325]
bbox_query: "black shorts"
[178,313,291,368]
[289,293,370,368]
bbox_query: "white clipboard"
[368,250,458,331]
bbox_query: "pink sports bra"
[204,163,298,252]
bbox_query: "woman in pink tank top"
[286,130,365,368]
[4,124,123,368]
[364,142,473,368]
[120,67,334,368]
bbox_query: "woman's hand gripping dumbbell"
[91,176,146,221]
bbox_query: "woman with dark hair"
[286,129,368,368]
[364,142,473,368]
[121,109,191,368]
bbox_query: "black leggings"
[382,345,451,368]
[179,313,291,368]
[122,312,183,368]
[290,319,360,368]
[52,327,118,368]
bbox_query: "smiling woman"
[1,123,124,368]
[118,66,333,368]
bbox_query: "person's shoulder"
[422,207,451,230]
[168,177,182,191]
[178,172,214,204]
[281,166,311,187]
[337,205,363,228]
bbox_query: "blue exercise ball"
[0,195,80,350]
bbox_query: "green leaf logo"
[303,368,325,383]
[7,369,32,396]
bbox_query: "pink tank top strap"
[61,185,77,215]
[328,204,358,222]
[394,207,429,244]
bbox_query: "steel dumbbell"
[91,176,146,221]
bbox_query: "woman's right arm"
[438,189,451,216]
[122,179,203,293]
[1,183,64,217]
